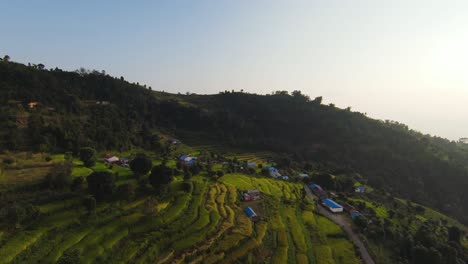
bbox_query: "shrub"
[216,170,224,177]
[181,181,193,193]
[184,171,192,180]
[2,157,14,165]
[83,195,96,215]
[45,156,52,162]
[149,165,174,189]
[71,176,85,191]
[86,171,115,201]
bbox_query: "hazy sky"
[2,0,468,140]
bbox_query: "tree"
[44,162,72,189]
[3,55,10,62]
[129,154,152,178]
[82,195,96,215]
[448,226,461,244]
[79,147,96,167]
[314,173,336,190]
[86,171,115,200]
[149,165,174,189]
[37,63,45,70]
[313,96,322,104]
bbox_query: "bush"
[45,156,52,162]
[83,195,96,215]
[2,157,14,165]
[86,171,115,201]
[181,181,193,193]
[71,176,85,191]
[149,165,174,189]
[184,171,192,180]
[216,170,224,177]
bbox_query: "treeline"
[1,59,468,224]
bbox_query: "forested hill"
[1,60,468,224]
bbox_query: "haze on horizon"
[2,0,468,140]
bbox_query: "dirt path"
[302,183,375,264]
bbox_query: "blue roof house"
[265,166,281,178]
[321,198,343,213]
[355,186,366,193]
[351,211,362,219]
[244,207,257,218]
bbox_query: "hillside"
[0,148,362,264]
[1,60,468,226]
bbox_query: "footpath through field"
[302,183,375,264]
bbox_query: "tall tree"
[129,153,152,178]
[79,147,96,167]
[86,171,115,200]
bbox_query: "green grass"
[219,173,301,199]
[71,166,93,177]
[328,238,359,264]
[0,157,366,264]
[348,197,388,218]
[316,216,343,236]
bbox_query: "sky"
[1,0,468,140]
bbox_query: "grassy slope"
[0,147,362,264]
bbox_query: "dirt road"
[302,183,375,264]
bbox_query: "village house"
[179,154,197,166]
[241,190,261,201]
[28,102,39,109]
[247,162,257,168]
[244,206,260,222]
[355,186,366,193]
[321,198,343,213]
[265,166,281,178]
[310,184,328,198]
[104,156,119,164]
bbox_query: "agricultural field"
[0,152,65,187]
[0,157,361,263]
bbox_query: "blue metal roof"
[322,198,343,209]
[244,207,257,218]
[311,184,322,190]
[351,211,362,219]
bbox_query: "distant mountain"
[1,60,468,224]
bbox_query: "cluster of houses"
[104,156,130,167]
[343,204,363,219]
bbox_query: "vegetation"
[0,58,467,263]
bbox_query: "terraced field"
[0,172,360,263]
